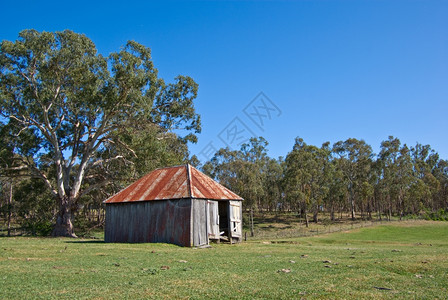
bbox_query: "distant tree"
[359,181,374,219]
[410,143,441,212]
[432,159,448,211]
[378,137,414,219]
[0,30,201,237]
[239,138,269,235]
[326,159,347,221]
[332,138,373,220]
[263,157,284,212]
[283,138,330,227]
[203,137,269,236]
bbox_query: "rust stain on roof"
[104,164,243,203]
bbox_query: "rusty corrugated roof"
[104,164,243,203]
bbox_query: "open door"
[207,200,220,240]
[228,200,242,240]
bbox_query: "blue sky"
[1,0,447,161]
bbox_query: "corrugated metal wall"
[105,199,192,247]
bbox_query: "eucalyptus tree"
[370,159,385,220]
[263,157,284,211]
[203,137,269,236]
[332,138,373,220]
[0,30,201,237]
[313,142,332,222]
[202,147,240,191]
[378,137,414,219]
[240,137,269,207]
[326,162,347,221]
[283,138,330,227]
[432,159,448,211]
[410,143,441,211]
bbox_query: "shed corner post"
[206,200,210,246]
[190,198,194,247]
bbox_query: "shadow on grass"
[64,240,105,244]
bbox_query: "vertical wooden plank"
[105,199,192,246]
[190,198,194,247]
[192,199,207,246]
[228,202,232,244]
[229,200,242,241]
[206,200,209,245]
[207,200,219,239]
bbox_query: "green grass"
[1,221,447,299]
[244,212,408,240]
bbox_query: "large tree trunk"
[52,195,77,237]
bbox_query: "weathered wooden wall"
[229,200,242,240]
[192,199,207,246]
[105,199,192,247]
[105,198,243,247]
[207,200,220,240]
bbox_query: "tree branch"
[78,180,111,199]
[89,155,132,169]
[17,157,58,198]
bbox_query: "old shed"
[104,164,243,247]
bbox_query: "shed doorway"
[218,201,229,240]
[206,200,229,243]
[206,200,242,244]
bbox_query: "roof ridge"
[185,164,193,198]
[152,164,185,171]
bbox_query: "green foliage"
[203,135,447,226]
[22,219,53,236]
[283,137,331,225]
[13,178,55,235]
[1,30,447,237]
[424,209,448,221]
[204,137,271,210]
[0,29,201,235]
[333,138,373,220]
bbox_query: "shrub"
[423,209,448,221]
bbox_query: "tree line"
[203,136,448,233]
[1,29,447,237]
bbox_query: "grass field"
[245,213,405,240]
[0,221,447,299]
